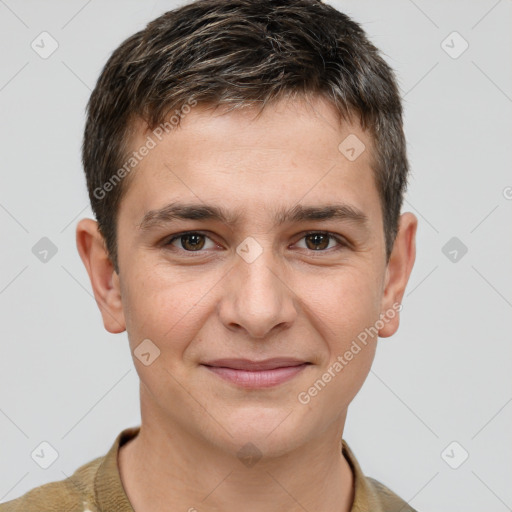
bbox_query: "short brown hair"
[82,0,409,273]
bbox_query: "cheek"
[121,264,214,352]
[308,269,381,378]
[311,266,382,335]
[304,290,379,413]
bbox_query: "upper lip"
[201,358,309,371]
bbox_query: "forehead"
[118,96,380,229]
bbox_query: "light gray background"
[1,1,511,510]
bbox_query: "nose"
[218,243,297,339]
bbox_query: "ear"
[75,218,126,334]
[378,212,417,338]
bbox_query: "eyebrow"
[138,201,369,232]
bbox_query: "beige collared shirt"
[0,426,418,511]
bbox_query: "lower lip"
[202,364,309,388]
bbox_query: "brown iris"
[304,233,330,251]
[180,233,206,251]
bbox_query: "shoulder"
[365,476,419,512]
[0,455,104,512]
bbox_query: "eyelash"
[163,230,348,255]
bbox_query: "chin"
[210,407,308,456]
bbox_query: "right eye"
[164,231,219,253]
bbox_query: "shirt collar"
[94,426,138,512]
[341,438,386,512]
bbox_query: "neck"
[118,396,354,512]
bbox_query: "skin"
[76,95,417,512]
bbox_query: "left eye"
[295,232,345,251]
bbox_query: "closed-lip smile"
[201,358,311,388]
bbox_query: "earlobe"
[75,218,126,334]
[378,212,418,338]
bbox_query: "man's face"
[109,97,396,455]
